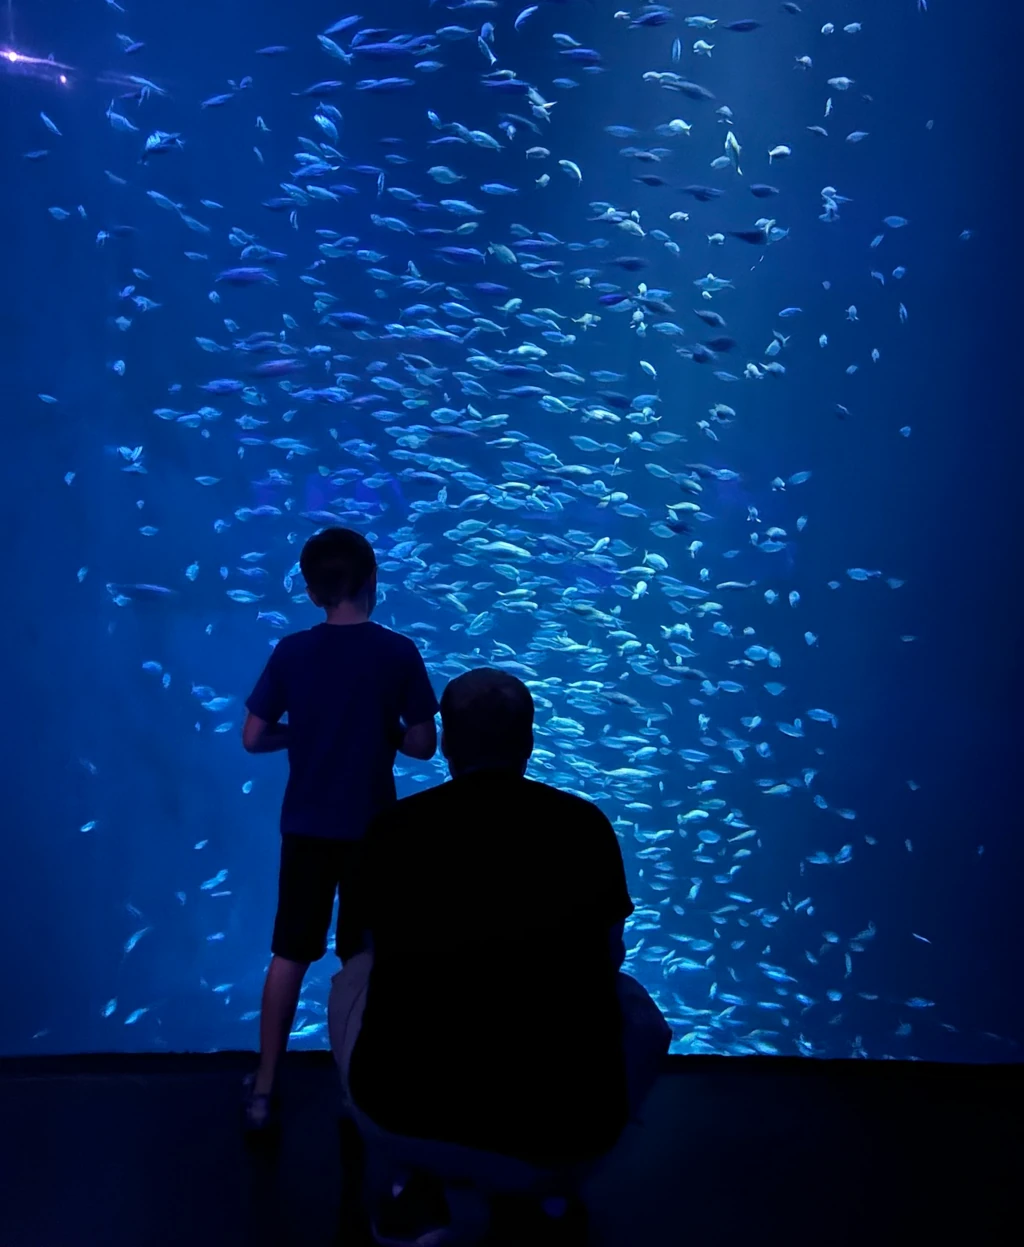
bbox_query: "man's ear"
[306,587,321,608]
[440,732,451,761]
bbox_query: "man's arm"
[608,920,626,972]
[348,816,386,954]
[587,804,633,973]
[242,712,289,754]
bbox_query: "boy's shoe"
[369,1171,452,1247]
[242,1072,279,1133]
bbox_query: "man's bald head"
[440,668,535,774]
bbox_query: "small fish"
[124,927,152,956]
[216,267,277,286]
[292,79,345,97]
[26,0,951,1067]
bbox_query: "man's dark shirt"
[245,622,438,840]
[348,771,636,1164]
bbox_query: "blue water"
[1,0,1021,1061]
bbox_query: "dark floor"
[0,1051,1020,1247]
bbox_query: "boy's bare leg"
[254,955,308,1096]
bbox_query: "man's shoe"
[370,1171,452,1246]
[489,1192,588,1246]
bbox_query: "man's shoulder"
[396,781,451,815]
[521,778,606,822]
[371,782,450,837]
[370,777,608,837]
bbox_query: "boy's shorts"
[271,833,366,964]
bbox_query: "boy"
[241,527,439,1129]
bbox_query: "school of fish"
[21,0,999,1057]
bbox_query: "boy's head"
[440,668,535,777]
[300,527,377,613]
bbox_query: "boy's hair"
[440,668,535,770]
[300,528,376,608]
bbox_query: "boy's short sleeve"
[399,640,439,728]
[245,643,288,724]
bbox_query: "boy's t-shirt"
[245,621,438,841]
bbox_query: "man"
[329,668,671,1239]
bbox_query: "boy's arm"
[242,712,289,754]
[396,718,437,760]
[394,642,440,760]
[244,643,288,753]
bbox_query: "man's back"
[349,771,635,1164]
[246,621,437,840]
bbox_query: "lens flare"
[0,47,73,84]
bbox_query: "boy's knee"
[271,954,311,976]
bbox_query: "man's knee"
[617,972,670,1035]
[617,973,671,1116]
[335,923,370,963]
[336,949,373,979]
[329,952,374,1083]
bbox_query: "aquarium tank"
[1,0,1020,1063]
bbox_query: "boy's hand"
[242,713,289,754]
[397,719,437,761]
